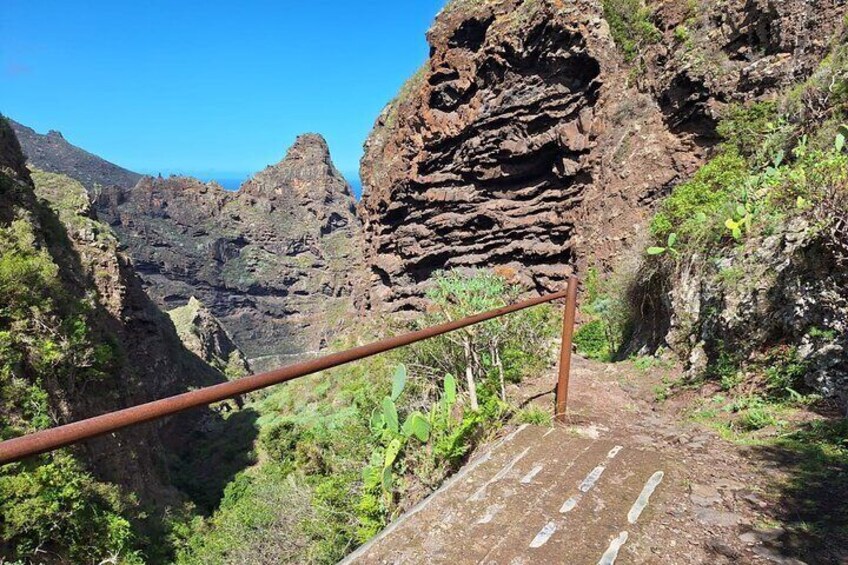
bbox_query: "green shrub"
[574,320,611,361]
[0,197,141,562]
[717,101,788,164]
[738,405,778,431]
[0,454,142,564]
[0,220,60,318]
[408,270,558,408]
[650,150,749,241]
[762,347,809,400]
[514,406,552,426]
[732,396,779,431]
[602,0,661,61]
[572,268,630,361]
[259,419,301,465]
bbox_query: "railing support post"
[555,276,578,423]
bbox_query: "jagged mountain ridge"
[95,134,365,370]
[358,0,847,311]
[9,118,142,192]
[10,119,367,369]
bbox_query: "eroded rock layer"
[359,0,846,310]
[96,134,364,369]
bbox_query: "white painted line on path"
[469,447,531,501]
[529,521,557,548]
[560,445,623,513]
[607,445,623,459]
[521,465,544,484]
[477,503,504,524]
[598,531,629,565]
[579,465,606,492]
[627,471,664,524]
[559,495,579,513]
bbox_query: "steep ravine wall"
[0,119,227,514]
[358,0,846,311]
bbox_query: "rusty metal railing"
[0,276,578,465]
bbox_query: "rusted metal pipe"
[555,276,579,423]
[0,287,574,465]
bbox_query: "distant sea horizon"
[145,171,363,199]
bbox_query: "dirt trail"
[346,356,826,564]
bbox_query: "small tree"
[408,270,558,409]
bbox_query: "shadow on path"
[748,417,848,564]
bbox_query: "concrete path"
[343,425,667,564]
[342,355,818,564]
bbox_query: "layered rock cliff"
[358,0,846,310]
[96,134,364,370]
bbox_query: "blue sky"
[1,0,444,187]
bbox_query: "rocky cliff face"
[659,219,848,407]
[358,0,846,310]
[25,167,226,499]
[97,134,365,370]
[9,118,142,192]
[168,297,249,379]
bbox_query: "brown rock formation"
[168,297,249,379]
[96,134,365,370]
[358,0,846,311]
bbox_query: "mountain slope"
[9,118,142,192]
[0,117,234,562]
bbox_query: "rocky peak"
[241,133,356,234]
[95,133,366,368]
[284,133,333,166]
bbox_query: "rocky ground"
[517,355,847,564]
[350,352,847,564]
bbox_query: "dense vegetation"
[0,171,142,562]
[602,0,661,61]
[1,201,560,563]
[175,270,559,564]
[580,37,848,368]
[570,39,848,556]
[642,42,848,435]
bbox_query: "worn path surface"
[345,356,811,564]
[345,425,668,564]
